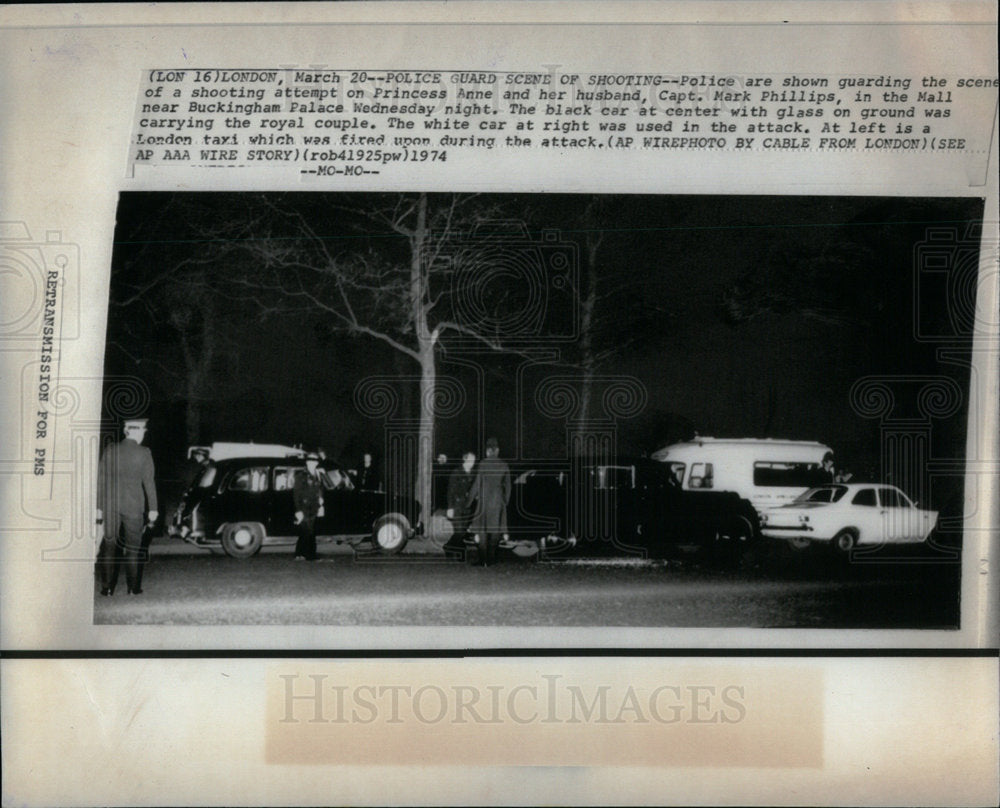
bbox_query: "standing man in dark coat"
[467,437,511,566]
[433,452,451,510]
[356,452,382,491]
[445,451,477,551]
[96,417,158,595]
[293,453,325,561]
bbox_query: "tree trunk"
[411,193,435,521]
[416,347,436,521]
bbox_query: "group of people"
[95,416,519,594]
[288,440,514,565]
[817,452,854,486]
[437,437,512,567]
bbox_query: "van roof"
[652,437,832,461]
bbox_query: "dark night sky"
[103,192,982,512]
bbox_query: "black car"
[169,456,422,558]
[504,457,759,562]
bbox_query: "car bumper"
[761,524,815,540]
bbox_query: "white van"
[651,438,834,512]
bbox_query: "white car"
[759,484,938,552]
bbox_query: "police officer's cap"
[123,418,148,429]
[305,451,320,461]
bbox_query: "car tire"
[220,522,264,559]
[832,529,858,554]
[725,514,756,544]
[372,513,410,555]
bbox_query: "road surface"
[93,536,961,628]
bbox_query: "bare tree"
[232,192,520,518]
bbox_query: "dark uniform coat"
[293,469,324,560]
[97,437,158,519]
[96,437,157,593]
[293,470,325,520]
[447,466,477,533]
[356,464,381,492]
[468,455,511,537]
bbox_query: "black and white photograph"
[95,191,983,627]
[3,4,998,807]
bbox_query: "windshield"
[795,485,847,504]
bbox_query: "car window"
[273,467,295,491]
[689,462,713,489]
[228,467,269,492]
[880,487,905,508]
[516,470,565,486]
[852,488,877,507]
[667,462,685,486]
[594,466,635,490]
[753,461,820,487]
[801,485,848,503]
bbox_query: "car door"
[318,467,366,536]
[270,465,300,537]
[849,487,884,543]
[221,465,270,528]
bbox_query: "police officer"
[467,437,511,567]
[96,417,158,595]
[294,452,325,561]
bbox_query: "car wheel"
[372,513,409,555]
[220,522,264,559]
[701,517,748,568]
[723,514,756,544]
[832,529,858,554]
